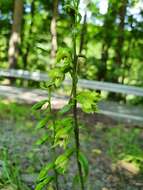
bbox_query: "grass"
[0,99,40,121]
[0,149,30,190]
[104,125,143,173]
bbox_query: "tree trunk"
[108,0,128,100]
[114,0,128,66]
[8,0,23,69]
[79,12,87,54]
[100,0,117,81]
[23,0,35,70]
[50,0,58,61]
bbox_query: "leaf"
[53,117,73,148]
[62,65,72,73]
[55,155,68,174]
[58,103,73,115]
[55,125,72,139]
[77,12,82,22]
[40,81,54,90]
[35,176,54,190]
[32,100,48,110]
[36,134,49,145]
[55,117,73,131]
[78,152,89,178]
[54,76,64,87]
[65,147,74,157]
[46,81,55,88]
[36,116,49,130]
[49,68,63,79]
[54,125,72,148]
[64,4,77,17]
[56,48,71,63]
[37,162,54,182]
[55,148,74,174]
[41,102,49,110]
[55,154,67,166]
[77,90,99,113]
[61,58,72,73]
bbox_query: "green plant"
[33,1,99,190]
[105,127,143,172]
[0,148,30,190]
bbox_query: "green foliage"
[56,48,72,63]
[105,127,143,171]
[55,148,74,174]
[77,90,99,113]
[0,0,13,13]
[0,148,30,190]
[0,100,34,121]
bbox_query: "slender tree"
[22,0,35,69]
[79,12,87,55]
[50,0,58,61]
[99,0,118,81]
[8,0,23,69]
[114,0,128,66]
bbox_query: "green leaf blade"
[35,176,54,190]
[32,100,48,111]
[78,152,89,178]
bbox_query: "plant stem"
[72,10,85,190]
[48,89,59,190]
[72,76,85,190]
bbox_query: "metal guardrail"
[0,69,143,97]
[0,69,143,124]
[0,69,48,81]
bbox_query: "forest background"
[0,0,143,103]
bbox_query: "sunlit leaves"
[56,48,72,63]
[54,125,72,148]
[48,68,65,88]
[77,90,99,113]
[56,48,72,74]
[55,154,68,174]
[54,77,64,88]
[54,118,73,148]
[49,68,64,80]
